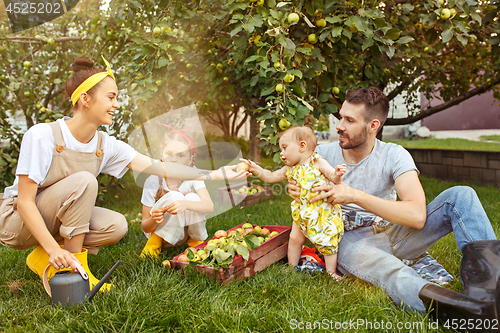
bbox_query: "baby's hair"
[280,125,317,151]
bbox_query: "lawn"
[1,165,499,332]
[480,135,500,143]
[388,138,500,151]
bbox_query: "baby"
[243,125,345,280]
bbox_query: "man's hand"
[310,183,359,205]
[287,179,301,203]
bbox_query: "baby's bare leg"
[288,223,306,267]
[324,253,343,281]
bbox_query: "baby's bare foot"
[328,272,343,282]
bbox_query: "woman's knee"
[71,171,98,196]
[111,214,128,242]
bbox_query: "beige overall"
[0,122,127,254]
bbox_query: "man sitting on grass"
[288,86,499,320]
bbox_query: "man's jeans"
[337,186,497,311]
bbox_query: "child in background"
[242,126,346,280]
[140,124,214,257]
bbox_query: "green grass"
[480,135,500,143]
[387,138,500,151]
[2,169,499,332]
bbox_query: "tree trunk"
[249,113,260,163]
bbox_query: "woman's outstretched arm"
[127,154,248,181]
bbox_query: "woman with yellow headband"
[0,56,247,292]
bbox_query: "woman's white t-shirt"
[4,117,139,198]
[141,175,206,208]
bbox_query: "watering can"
[42,260,122,307]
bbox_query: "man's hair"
[279,125,317,151]
[346,87,389,126]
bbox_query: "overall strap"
[95,131,104,158]
[48,122,66,148]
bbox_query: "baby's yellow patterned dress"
[286,152,344,255]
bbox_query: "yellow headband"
[70,55,115,106]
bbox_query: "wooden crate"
[215,182,274,207]
[170,223,291,285]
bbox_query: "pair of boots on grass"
[140,231,203,258]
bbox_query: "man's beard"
[337,128,368,149]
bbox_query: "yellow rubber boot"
[28,246,111,292]
[140,232,163,258]
[26,245,50,278]
[187,238,204,247]
[73,248,112,292]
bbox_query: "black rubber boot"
[419,284,497,332]
[461,240,500,302]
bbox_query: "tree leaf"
[470,12,482,25]
[386,46,395,59]
[342,28,352,39]
[396,36,414,44]
[331,26,343,38]
[302,15,315,28]
[242,23,255,33]
[285,38,296,51]
[250,75,259,87]
[231,25,244,37]
[318,93,330,103]
[158,57,168,68]
[362,38,374,51]
[385,28,400,41]
[297,97,314,111]
[325,16,342,24]
[273,152,281,163]
[266,27,280,37]
[214,249,232,262]
[230,2,249,13]
[244,235,258,250]
[290,69,303,79]
[457,34,469,46]
[245,55,262,63]
[261,85,275,96]
[236,245,250,260]
[441,29,453,43]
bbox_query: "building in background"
[421,90,500,131]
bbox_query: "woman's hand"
[239,158,262,176]
[287,179,301,203]
[151,207,167,224]
[48,247,80,272]
[210,165,250,181]
[165,200,189,215]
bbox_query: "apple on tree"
[287,13,300,24]
[284,74,294,83]
[279,118,291,130]
[308,34,318,44]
